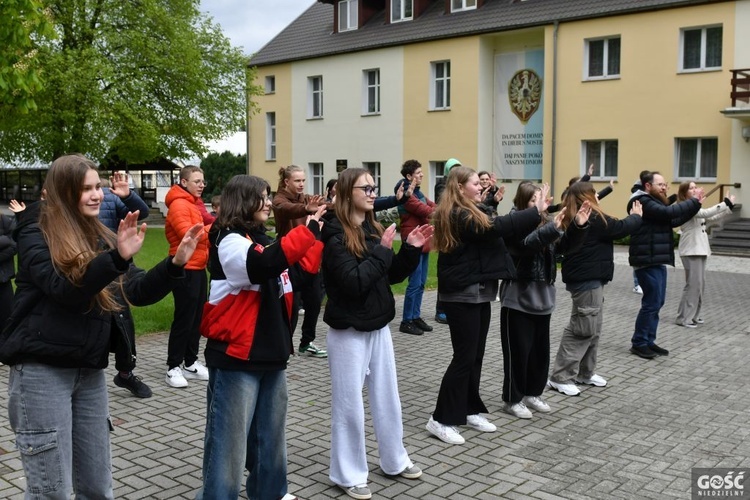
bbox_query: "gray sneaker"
[339,484,372,500]
[399,464,423,479]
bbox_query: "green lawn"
[131,228,437,334]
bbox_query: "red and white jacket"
[200,221,323,371]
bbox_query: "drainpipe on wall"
[550,20,559,197]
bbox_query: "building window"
[430,161,446,200]
[363,162,381,193]
[308,76,323,118]
[431,61,451,110]
[585,36,620,79]
[338,0,358,32]
[583,140,618,178]
[451,0,477,12]
[391,0,413,22]
[264,76,275,94]
[676,138,718,179]
[680,26,722,71]
[266,113,276,161]
[308,163,324,195]
[362,69,380,115]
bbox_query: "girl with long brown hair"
[426,167,546,445]
[321,167,432,499]
[0,154,201,498]
[547,182,643,397]
[500,181,591,419]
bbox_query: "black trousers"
[167,268,207,369]
[432,301,491,425]
[291,273,322,348]
[500,306,550,403]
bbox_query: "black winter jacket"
[437,207,541,294]
[0,202,185,368]
[626,191,700,267]
[561,213,642,284]
[0,214,16,283]
[322,216,420,331]
[507,215,588,285]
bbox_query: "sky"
[195,1,314,157]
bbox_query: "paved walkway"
[1,255,750,499]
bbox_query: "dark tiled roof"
[250,0,728,66]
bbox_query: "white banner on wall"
[494,50,545,180]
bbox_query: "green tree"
[0,0,262,164]
[200,150,247,200]
[0,0,55,113]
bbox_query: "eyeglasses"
[353,185,378,196]
[260,194,272,203]
[190,180,207,186]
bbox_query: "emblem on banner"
[508,69,542,125]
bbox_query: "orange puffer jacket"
[165,185,209,270]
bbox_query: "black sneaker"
[649,344,669,356]
[399,321,424,336]
[114,372,153,398]
[630,345,657,359]
[412,318,433,332]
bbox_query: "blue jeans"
[403,252,429,322]
[632,266,667,347]
[196,368,289,500]
[7,363,113,500]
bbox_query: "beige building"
[249,0,749,217]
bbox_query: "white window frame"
[430,61,451,110]
[391,0,413,22]
[584,36,621,80]
[679,25,722,72]
[430,161,446,200]
[265,113,276,161]
[309,163,324,195]
[264,75,275,94]
[362,69,380,115]
[675,137,718,180]
[362,162,382,194]
[338,0,358,32]
[451,0,477,12]
[582,140,618,179]
[308,76,323,119]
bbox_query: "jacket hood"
[629,189,648,200]
[165,184,196,206]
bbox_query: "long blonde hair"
[334,168,384,258]
[433,166,491,253]
[565,181,608,226]
[39,154,120,312]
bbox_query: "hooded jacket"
[677,199,733,257]
[165,184,209,270]
[322,215,420,331]
[272,189,314,237]
[0,214,16,283]
[201,221,323,371]
[98,187,149,233]
[0,201,186,368]
[626,190,701,267]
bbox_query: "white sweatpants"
[327,325,413,487]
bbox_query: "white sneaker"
[182,361,209,380]
[503,402,532,419]
[426,416,465,444]
[522,396,551,413]
[576,374,608,387]
[165,367,188,388]
[466,414,497,432]
[633,285,643,294]
[547,379,581,396]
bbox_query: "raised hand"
[305,194,325,213]
[495,185,505,203]
[116,211,146,261]
[305,203,327,231]
[587,163,594,177]
[380,223,397,249]
[396,182,405,200]
[110,172,131,199]
[536,183,551,213]
[9,199,26,213]
[727,191,737,205]
[489,173,497,187]
[609,179,615,190]
[553,208,566,230]
[630,200,643,216]
[406,224,434,248]
[173,223,204,266]
[575,200,592,226]
[695,187,706,204]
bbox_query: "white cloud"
[200,0,314,55]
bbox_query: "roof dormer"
[319,0,385,33]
